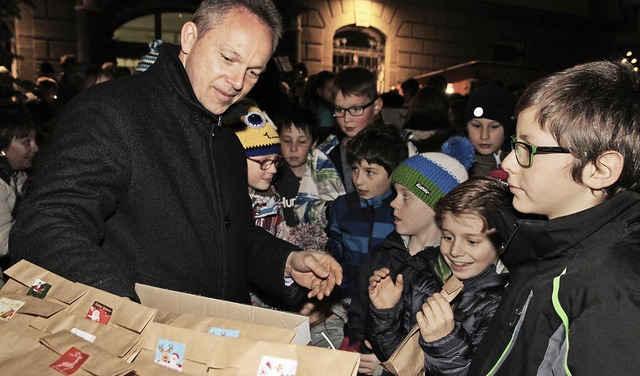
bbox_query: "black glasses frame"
[510,136,571,167]
[333,99,377,118]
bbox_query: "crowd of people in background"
[2,0,640,374]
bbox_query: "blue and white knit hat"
[391,137,473,209]
[135,39,163,73]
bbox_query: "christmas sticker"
[154,339,185,372]
[85,301,112,325]
[0,297,25,321]
[27,278,52,299]
[49,347,89,375]
[208,327,240,338]
[257,356,297,376]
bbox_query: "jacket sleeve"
[9,93,138,298]
[368,300,405,361]
[419,294,501,376]
[325,196,345,261]
[0,183,14,257]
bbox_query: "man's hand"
[416,293,455,342]
[285,251,343,300]
[368,267,403,310]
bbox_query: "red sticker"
[85,301,112,325]
[49,347,89,375]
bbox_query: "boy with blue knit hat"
[340,138,475,375]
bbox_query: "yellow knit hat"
[233,105,281,157]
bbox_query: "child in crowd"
[273,107,345,228]
[341,140,474,375]
[464,82,515,177]
[326,124,409,301]
[0,104,39,288]
[318,67,384,192]
[368,177,511,375]
[468,61,640,375]
[229,100,288,308]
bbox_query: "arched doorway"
[112,12,192,71]
[333,25,386,93]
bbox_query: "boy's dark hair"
[277,106,320,143]
[517,60,640,196]
[332,67,378,101]
[435,177,511,233]
[346,124,408,175]
[401,78,420,100]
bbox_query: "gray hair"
[192,0,283,51]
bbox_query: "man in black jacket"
[8,0,341,303]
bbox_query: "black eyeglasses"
[247,155,281,170]
[510,136,571,167]
[333,99,377,118]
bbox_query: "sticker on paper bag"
[257,356,297,376]
[27,278,52,299]
[0,297,25,321]
[85,301,112,325]
[49,347,89,375]
[208,327,240,338]
[155,339,185,372]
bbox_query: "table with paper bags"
[0,260,360,375]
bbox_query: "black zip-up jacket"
[9,44,298,303]
[468,191,640,375]
[368,245,507,375]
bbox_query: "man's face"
[179,9,273,115]
[333,92,380,140]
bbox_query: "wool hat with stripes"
[391,152,469,209]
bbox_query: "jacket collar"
[358,189,393,208]
[490,191,640,267]
[151,43,217,121]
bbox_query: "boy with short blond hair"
[469,60,640,375]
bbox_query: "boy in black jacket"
[468,60,640,375]
[368,177,511,375]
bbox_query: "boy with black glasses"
[468,60,640,375]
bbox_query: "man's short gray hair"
[192,0,283,51]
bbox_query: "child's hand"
[358,341,381,375]
[368,267,403,309]
[416,292,455,342]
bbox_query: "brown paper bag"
[31,310,141,358]
[3,259,87,305]
[39,330,135,376]
[134,322,221,375]
[0,330,134,376]
[68,283,156,333]
[382,276,463,376]
[155,310,297,343]
[0,319,44,363]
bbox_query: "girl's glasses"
[247,155,281,170]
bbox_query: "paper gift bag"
[207,335,360,376]
[40,330,135,376]
[3,259,87,305]
[0,290,66,319]
[0,319,44,363]
[155,310,297,343]
[134,322,221,375]
[382,276,464,376]
[68,283,156,333]
[31,310,141,358]
[0,330,134,376]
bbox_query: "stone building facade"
[6,0,634,90]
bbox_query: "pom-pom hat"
[391,137,472,209]
[463,82,516,135]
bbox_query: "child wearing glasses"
[228,100,289,308]
[318,67,385,193]
[468,61,640,375]
[464,82,516,177]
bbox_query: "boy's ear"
[180,21,198,56]
[372,97,384,116]
[582,150,624,191]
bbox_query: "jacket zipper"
[208,115,227,297]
